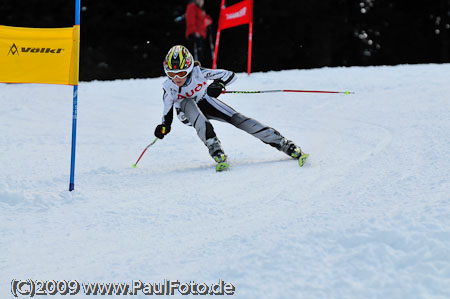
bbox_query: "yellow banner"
[0,25,80,85]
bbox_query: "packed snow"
[1,64,449,298]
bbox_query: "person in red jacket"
[185,0,212,63]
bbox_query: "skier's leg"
[230,112,303,157]
[230,112,286,148]
[179,99,226,162]
[197,96,235,122]
[198,97,303,158]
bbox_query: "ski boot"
[213,151,229,172]
[281,139,309,167]
[206,137,229,172]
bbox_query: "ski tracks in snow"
[2,65,450,298]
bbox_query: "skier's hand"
[154,124,171,139]
[207,80,225,98]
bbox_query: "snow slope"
[1,64,450,298]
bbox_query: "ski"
[298,153,309,167]
[216,162,230,172]
[215,154,307,171]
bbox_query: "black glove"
[207,80,226,98]
[154,124,171,139]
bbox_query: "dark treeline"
[1,0,449,81]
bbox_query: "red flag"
[213,0,254,75]
[218,0,253,30]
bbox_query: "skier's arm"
[155,90,174,139]
[202,68,236,97]
[201,68,236,86]
[161,89,174,126]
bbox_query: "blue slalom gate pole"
[69,86,78,191]
[75,0,80,24]
[69,0,80,191]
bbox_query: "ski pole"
[223,89,354,95]
[132,137,158,168]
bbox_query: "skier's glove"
[154,124,171,139]
[207,80,226,98]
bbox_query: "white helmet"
[163,45,194,78]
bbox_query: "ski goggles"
[167,70,188,79]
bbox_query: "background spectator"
[185,0,213,64]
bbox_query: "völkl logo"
[7,43,64,56]
[8,43,19,56]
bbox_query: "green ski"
[216,162,230,172]
[298,153,309,167]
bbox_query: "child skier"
[154,45,308,171]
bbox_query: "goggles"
[167,70,188,79]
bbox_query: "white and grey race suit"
[160,65,291,159]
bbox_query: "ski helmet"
[163,45,194,79]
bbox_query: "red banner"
[218,0,253,30]
[213,0,253,75]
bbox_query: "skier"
[154,45,308,171]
